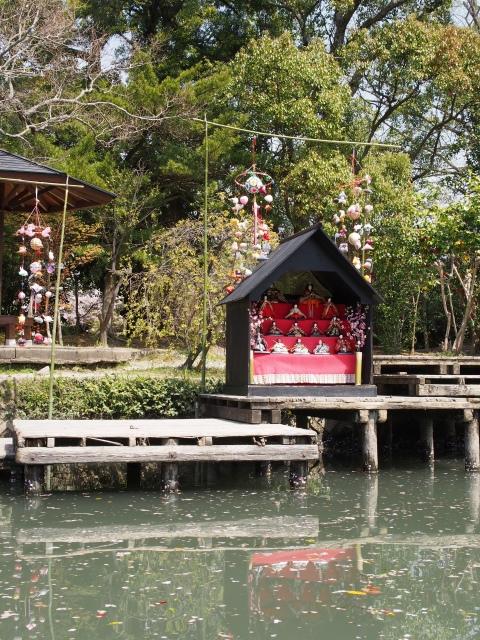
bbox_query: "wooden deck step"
[14,418,318,467]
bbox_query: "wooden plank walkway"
[13,418,319,493]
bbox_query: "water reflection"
[0,462,479,638]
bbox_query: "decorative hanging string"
[188,117,401,149]
[200,115,209,392]
[48,176,69,419]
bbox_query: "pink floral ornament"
[41,226,51,238]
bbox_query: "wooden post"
[24,465,45,495]
[464,410,480,472]
[162,438,179,491]
[419,416,434,464]
[359,410,378,473]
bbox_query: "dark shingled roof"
[0,149,115,212]
[220,223,381,305]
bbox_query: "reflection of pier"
[16,516,319,558]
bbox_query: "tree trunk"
[453,260,479,354]
[99,272,121,347]
[436,262,451,351]
[410,290,421,355]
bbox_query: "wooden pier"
[200,392,480,474]
[13,418,318,494]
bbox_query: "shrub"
[14,376,223,420]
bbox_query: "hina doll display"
[287,321,306,337]
[335,334,352,354]
[300,283,324,318]
[326,316,343,337]
[271,339,289,353]
[322,297,339,319]
[290,338,310,354]
[310,322,323,337]
[267,321,283,336]
[285,304,306,320]
[313,339,330,355]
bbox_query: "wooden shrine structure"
[219,224,381,397]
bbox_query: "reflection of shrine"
[249,548,357,618]
[221,224,380,397]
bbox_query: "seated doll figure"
[253,332,268,352]
[268,320,283,336]
[285,304,307,320]
[290,338,310,354]
[326,315,343,337]
[322,297,339,319]
[310,322,323,337]
[265,285,287,303]
[271,338,289,353]
[259,295,275,318]
[313,339,330,355]
[335,334,352,354]
[287,321,306,337]
[300,283,325,318]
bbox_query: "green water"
[1,461,480,639]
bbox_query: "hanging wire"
[200,115,209,392]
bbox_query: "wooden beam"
[16,444,320,464]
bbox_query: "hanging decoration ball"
[18,246,27,255]
[264,194,273,204]
[30,237,43,252]
[352,256,362,270]
[347,205,361,221]
[17,291,26,301]
[18,314,26,325]
[34,293,42,304]
[48,251,55,262]
[364,204,374,214]
[45,291,53,299]
[364,274,372,283]
[34,316,44,324]
[244,175,263,194]
[244,268,252,276]
[339,243,349,255]
[333,215,341,225]
[362,242,374,251]
[19,267,28,277]
[239,195,249,206]
[348,232,362,251]
[33,333,44,344]
[47,263,55,275]
[41,226,51,238]
[30,261,42,274]
[231,241,239,252]
[363,261,373,272]
[231,197,239,205]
